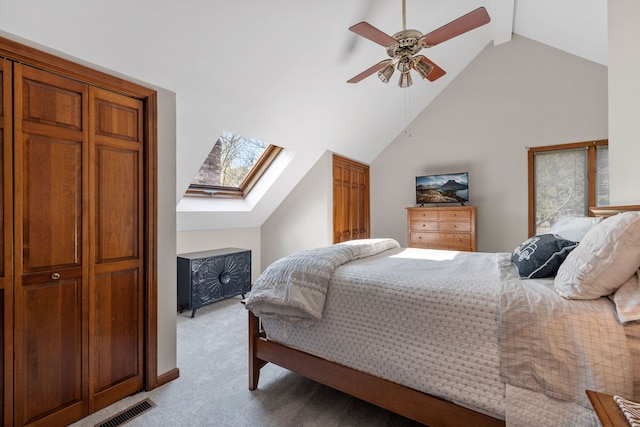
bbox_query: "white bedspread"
[245,238,400,324]
[258,247,506,418]
[250,244,640,425]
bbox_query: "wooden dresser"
[406,206,477,251]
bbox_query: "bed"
[245,205,640,426]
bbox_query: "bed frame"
[247,310,504,427]
[590,204,640,218]
[247,205,640,426]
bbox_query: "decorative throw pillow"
[511,234,578,279]
[555,211,640,299]
[547,216,602,242]
[608,270,640,323]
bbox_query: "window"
[187,131,282,198]
[528,140,608,236]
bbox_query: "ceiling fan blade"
[349,22,397,47]
[420,7,491,47]
[415,56,446,82]
[347,60,391,83]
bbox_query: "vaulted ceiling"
[0,0,607,230]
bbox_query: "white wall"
[370,35,608,253]
[261,151,334,267]
[608,0,640,205]
[156,88,178,376]
[177,228,262,283]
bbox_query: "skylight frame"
[186,137,282,199]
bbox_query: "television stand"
[406,206,477,252]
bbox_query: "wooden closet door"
[1,36,157,427]
[349,164,369,240]
[333,155,370,243]
[13,64,90,427]
[89,86,144,411]
[333,159,350,243]
[0,57,13,427]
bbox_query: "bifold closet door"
[88,86,144,411]
[12,65,145,426]
[332,155,370,243]
[13,64,90,427]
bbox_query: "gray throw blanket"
[245,238,400,325]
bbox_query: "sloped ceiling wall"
[0,0,607,232]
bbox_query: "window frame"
[186,144,282,199]
[528,139,608,236]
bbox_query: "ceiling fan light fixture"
[398,71,412,88]
[397,56,411,72]
[346,5,490,88]
[378,63,395,83]
[413,56,434,79]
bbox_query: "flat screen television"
[416,172,469,206]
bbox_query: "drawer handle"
[51,272,60,280]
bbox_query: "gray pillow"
[512,234,578,279]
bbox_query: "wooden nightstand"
[586,390,630,426]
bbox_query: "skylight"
[187,131,281,198]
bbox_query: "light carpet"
[70,297,424,427]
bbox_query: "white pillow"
[555,212,640,299]
[547,216,602,242]
[609,270,640,323]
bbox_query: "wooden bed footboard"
[248,310,505,427]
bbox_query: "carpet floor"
[70,297,425,427]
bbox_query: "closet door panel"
[13,64,90,427]
[22,134,83,271]
[89,87,144,411]
[333,161,350,243]
[20,75,83,130]
[16,278,84,425]
[94,96,139,142]
[93,268,142,393]
[349,165,369,239]
[95,146,139,261]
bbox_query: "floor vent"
[95,398,155,427]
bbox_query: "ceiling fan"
[347,1,491,88]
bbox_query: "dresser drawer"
[438,221,471,232]
[438,210,471,222]
[410,232,471,249]
[409,210,438,222]
[410,221,438,231]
